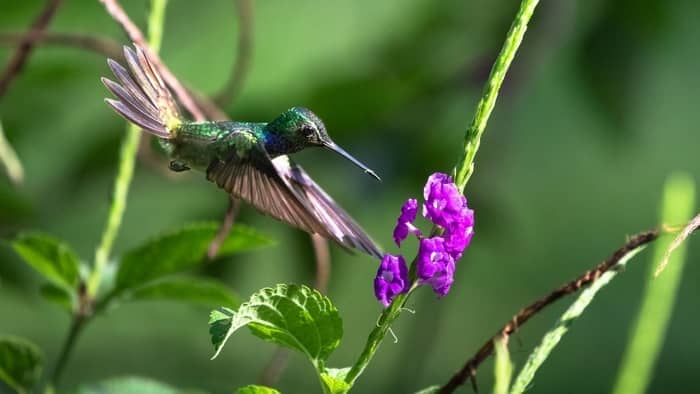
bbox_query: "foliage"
[0,336,43,394]
[0,0,698,393]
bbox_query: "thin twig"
[438,230,660,393]
[207,196,241,259]
[0,31,226,123]
[310,234,331,294]
[0,32,123,59]
[0,0,63,100]
[655,213,700,276]
[214,0,254,108]
[257,348,291,387]
[99,0,206,121]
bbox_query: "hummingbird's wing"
[206,145,329,238]
[206,138,382,259]
[272,156,383,259]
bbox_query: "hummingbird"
[101,45,382,258]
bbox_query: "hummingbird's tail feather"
[102,45,182,139]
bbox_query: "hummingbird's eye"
[301,125,315,139]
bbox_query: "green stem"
[344,0,540,389]
[49,0,168,387]
[345,287,413,385]
[86,0,168,296]
[453,0,539,192]
[48,315,85,386]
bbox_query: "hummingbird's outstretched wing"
[272,156,383,259]
[206,138,382,259]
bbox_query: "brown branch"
[214,0,254,108]
[311,234,331,294]
[439,229,660,393]
[207,196,241,259]
[0,0,63,101]
[99,0,206,121]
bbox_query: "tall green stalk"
[87,0,167,297]
[49,0,168,386]
[612,173,695,394]
[344,0,540,389]
[453,0,539,192]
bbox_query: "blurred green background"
[1,0,699,392]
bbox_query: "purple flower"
[393,198,422,246]
[416,237,452,279]
[423,173,467,227]
[374,254,409,307]
[428,258,455,297]
[416,237,456,297]
[443,207,475,259]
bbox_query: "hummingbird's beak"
[322,141,381,181]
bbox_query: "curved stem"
[214,0,254,108]
[345,286,414,385]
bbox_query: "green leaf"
[11,232,80,290]
[0,336,43,394]
[493,338,512,394]
[39,283,75,313]
[235,385,280,394]
[321,367,351,394]
[0,119,24,185]
[510,245,648,393]
[612,173,696,394]
[116,222,273,290]
[209,284,342,369]
[126,276,240,308]
[77,376,204,394]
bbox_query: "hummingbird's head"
[269,107,381,181]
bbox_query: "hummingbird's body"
[102,45,382,258]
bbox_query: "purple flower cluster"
[374,172,474,306]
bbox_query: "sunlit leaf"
[78,376,204,394]
[116,222,273,290]
[126,276,239,308]
[209,284,342,370]
[235,385,280,394]
[321,367,351,394]
[39,283,75,313]
[0,336,43,394]
[11,232,80,291]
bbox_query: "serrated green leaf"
[39,283,75,313]
[11,232,80,290]
[116,222,273,291]
[321,367,351,394]
[0,336,43,394]
[126,276,240,308]
[235,385,280,394]
[77,376,204,394]
[209,284,342,369]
